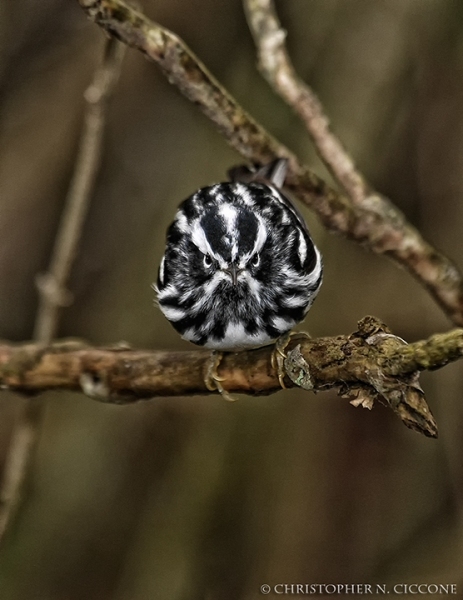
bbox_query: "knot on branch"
[79,372,111,400]
[35,274,73,307]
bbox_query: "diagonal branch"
[76,0,463,326]
[2,316,462,438]
[243,0,369,206]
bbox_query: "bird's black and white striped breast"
[156,181,323,350]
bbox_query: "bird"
[154,158,323,398]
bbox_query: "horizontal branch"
[76,0,463,326]
[2,317,461,438]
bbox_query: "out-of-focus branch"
[0,38,126,544]
[34,38,126,342]
[1,316,460,438]
[76,0,463,327]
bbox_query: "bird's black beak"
[224,264,239,285]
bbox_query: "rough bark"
[2,317,461,438]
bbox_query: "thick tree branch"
[76,0,463,326]
[1,317,460,438]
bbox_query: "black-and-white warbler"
[155,158,322,390]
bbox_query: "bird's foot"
[271,331,311,389]
[204,350,236,402]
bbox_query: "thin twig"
[0,37,126,544]
[0,317,454,438]
[243,0,368,205]
[76,0,463,327]
[34,38,126,342]
[0,400,42,542]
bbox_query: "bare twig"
[0,400,42,541]
[243,0,369,205]
[34,38,126,342]
[0,37,126,544]
[76,0,463,327]
[0,316,460,438]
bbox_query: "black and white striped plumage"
[155,159,322,351]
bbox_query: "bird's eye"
[250,254,260,268]
[203,255,213,268]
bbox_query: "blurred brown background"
[0,0,462,598]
